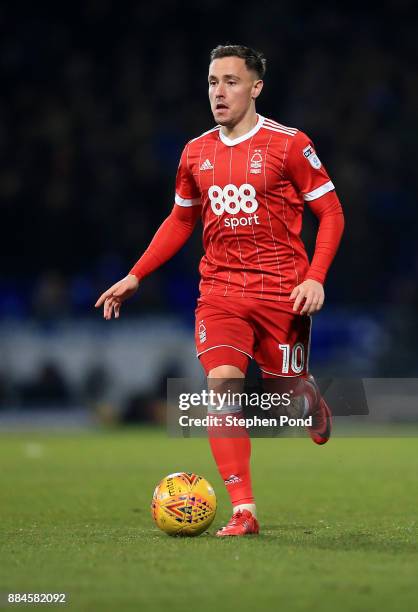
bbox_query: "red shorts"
[195,295,311,377]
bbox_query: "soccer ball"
[151,472,217,536]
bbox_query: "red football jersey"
[175,115,336,301]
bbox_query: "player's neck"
[220,109,259,141]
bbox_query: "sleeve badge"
[302,145,322,169]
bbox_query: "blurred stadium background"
[1,0,417,426]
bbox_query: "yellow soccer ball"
[151,472,217,536]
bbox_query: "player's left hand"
[290,279,324,315]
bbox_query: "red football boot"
[305,375,332,445]
[216,509,259,537]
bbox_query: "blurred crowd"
[1,2,417,382]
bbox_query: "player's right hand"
[95,274,139,320]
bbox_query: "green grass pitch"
[1,428,417,611]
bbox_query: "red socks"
[208,412,254,506]
[207,375,317,509]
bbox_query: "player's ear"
[252,79,263,100]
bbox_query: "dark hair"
[210,44,266,79]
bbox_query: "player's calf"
[297,375,332,445]
[269,375,332,444]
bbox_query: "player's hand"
[290,279,324,315]
[95,274,139,320]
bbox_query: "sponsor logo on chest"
[208,183,260,229]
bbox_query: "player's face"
[208,57,263,126]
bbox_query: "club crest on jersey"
[250,149,263,174]
[302,145,322,169]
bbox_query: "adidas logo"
[199,159,214,171]
[224,474,241,485]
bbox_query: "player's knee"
[208,365,245,379]
[207,366,245,401]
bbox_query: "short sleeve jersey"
[175,114,335,301]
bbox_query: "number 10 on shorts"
[278,343,305,374]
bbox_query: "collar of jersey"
[218,114,265,147]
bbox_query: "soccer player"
[95,45,345,537]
